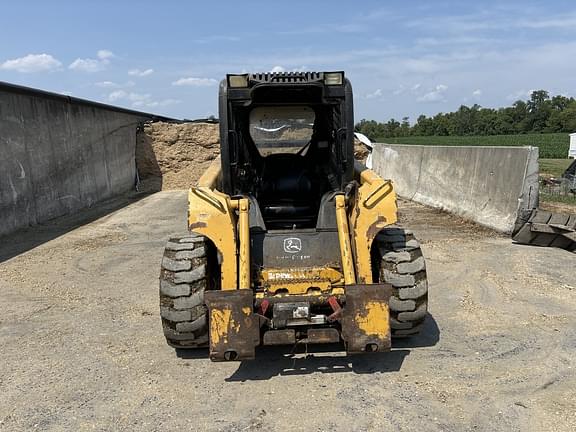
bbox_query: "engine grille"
[249,72,323,84]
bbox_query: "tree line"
[355,90,576,141]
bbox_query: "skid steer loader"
[159,72,428,361]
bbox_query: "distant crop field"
[539,159,573,178]
[381,133,570,159]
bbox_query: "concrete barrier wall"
[372,144,539,233]
[0,84,153,237]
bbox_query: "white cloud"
[405,10,576,36]
[69,58,104,72]
[509,14,576,30]
[402,58,442,74]
[94,81,120,88]
[417,84,448,102]
[392,85,406,96]
[0,53,62,73]
[95,80,135,88]
[128,68,154,77]
[97,50,114,60]
[106,90,180,109]
[69,49,114,72]
[172,77,218,86]
[506,89,534,101]
[392,83,422,96]
[95,81,120,88]
[127,92,151,103]
[472,89,482,97]
[107,90,128,102]
[107,90,150,103]
[394,83,422,96]
[366,88,383,99]
[133,98,181,108]
[269,65,307,73]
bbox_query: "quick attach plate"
[203,289,259,361]
[341,284,393,354]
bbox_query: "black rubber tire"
[159,233,213,349]
[373,226,429,338]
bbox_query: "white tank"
[570,132,576,158]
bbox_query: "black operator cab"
[218,71,355,231]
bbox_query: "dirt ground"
[539,200,576,214]
[1,192,575,431]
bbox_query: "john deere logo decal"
[283,237,302,254]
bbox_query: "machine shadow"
[220,313,439,381]
[175,348,210,360]
[225,347,410,381]
[392,312,440,349]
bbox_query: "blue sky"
[1,0,575,122]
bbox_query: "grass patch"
[382,133,570,158]
[540,192,576,205]
[539,159,573,178]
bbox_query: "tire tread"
[159,234,210,349]
[374,226,428,339]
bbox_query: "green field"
[539,159,576,207]
[539,159,573,178]
[382,133,570,159]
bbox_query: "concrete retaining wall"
[372,144,539,233]
[0,84,156,237]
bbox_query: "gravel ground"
[1,191,575,431]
